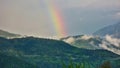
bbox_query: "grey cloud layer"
[0,0,120,36]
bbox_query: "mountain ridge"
[0,29,21,38]
[61,35,120,55]
[93,22,120,38]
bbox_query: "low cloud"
[63,37,75,44]
[113,12,120,19]
[80,35,94,40]
[116,12,120,16]
[105,35,120,47]
[99,35,120,55]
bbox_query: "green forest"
[0,37,120,68]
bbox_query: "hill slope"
[93,22,120,38]
[0,52,37,68]
[0,29,21,38]
[0,37,120,68]
[61,35,102,50]
[62,35,120,55]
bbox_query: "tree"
[100,61,112,68]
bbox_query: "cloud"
[99,41,109,49]
[90,41,94,45]
[0,0,55,36]
[99,35,120,55]
[63,37,75,43]
[55,0,97,8]
[56,0,120,9]
[113,12,120,19]
[88,0,120,9]
[0,0,120,37]
[80,35,94,40]
[105,35,120,47]
[99,41,120,55]
[99,40,120,55]
[116,12,120,16]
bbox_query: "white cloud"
[105,35,120,47]
[114,12,120,18]
[99,35,120,55]
[90,41,94,45]
[99,41,109,49]
[80,35,94,40]
[63,37,75,43]
[116,12,120,16]
[99,41,120,55]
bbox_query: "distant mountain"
[93,22,120,38]
[0,37,120,68]
[0,29,21,38]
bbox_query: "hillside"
[62,35,120,55]
[0,37,120,68]
[93,22,120,38]
[0,29,21,38]
[61,35,102,50]
[0,52,37,68]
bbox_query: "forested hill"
[0,37,120,68]
[0,52,37,68]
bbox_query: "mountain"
[61,35,102,50]
[61,35,120,55]
[0,37,120,68]
[0,29,21,38]
[93,22,120,38]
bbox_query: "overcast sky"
[0,0,120,37]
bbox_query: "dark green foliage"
[62,61,113,68]
[109,58,120,68]
[62,60,93,68]
[99,61,112,68]
[0,52,37,68]
[0,37,120,68]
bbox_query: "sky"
[0,0,120,37]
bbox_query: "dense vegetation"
[0,37,120,68]
[62,60,112,68]
[0,52,37,68]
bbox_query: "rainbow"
[44,0,67,37]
